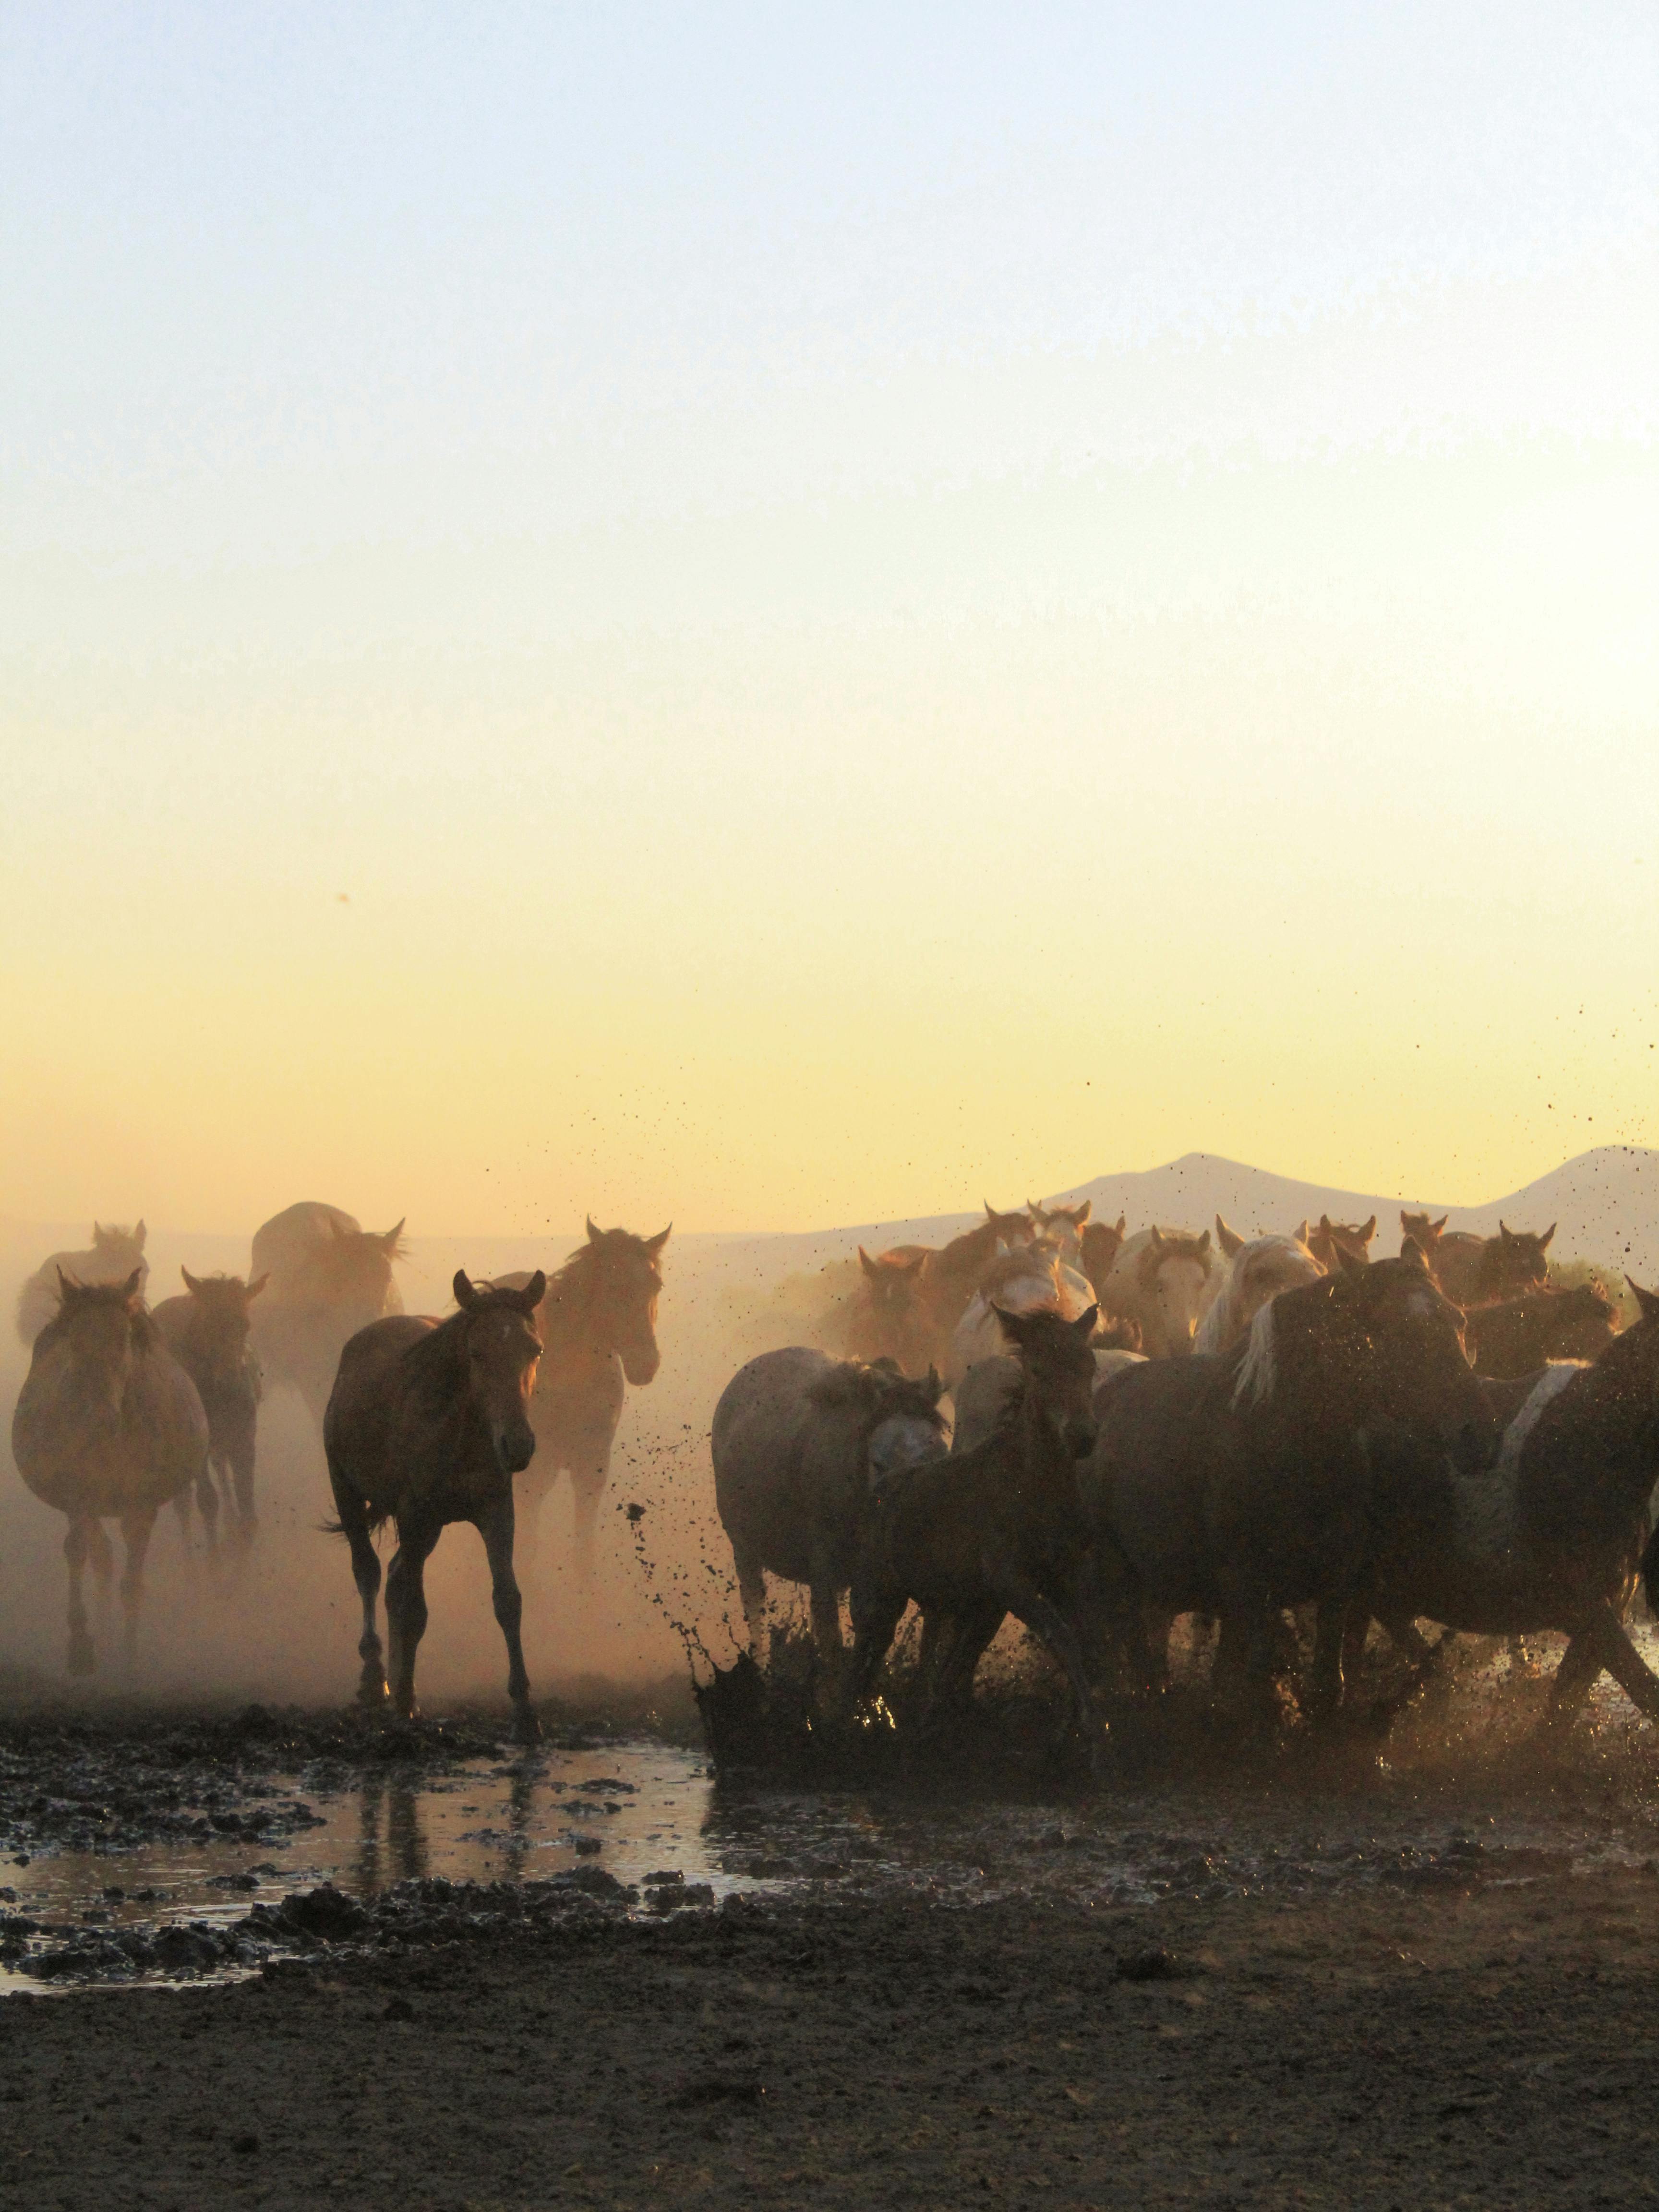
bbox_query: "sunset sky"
[2,4,1655,1237]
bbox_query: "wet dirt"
[3,1650,1659,2205]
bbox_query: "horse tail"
[1643,1521,1659,1617]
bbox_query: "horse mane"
[37,1277,157,1355]
[1137,1230,1212,1287]
[547,1227,664,1301]
[1230,1299,1278,1410]
[808,1359,945,1432]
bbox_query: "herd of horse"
[9,1206,668,1721]
[8,1189,1658,1766]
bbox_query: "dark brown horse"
[1357,1284,1659,1732]
[848,1304,1106,1761]
[12,1270,209,1673]
[1464,1281,1619,1379]
[250,1202,407,1425]
[152,1269,268,1546]
[1401,1212,1556,1307]
[324,1271,546,1738]
[847,1246,935,1374]
[907,1204,1039,1368]
[1083,1246,1491,1722]
[16,1220,148,1346]
[495,1219,670,1575]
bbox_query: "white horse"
[1193,1222,1325,1357]
[1095,1226,1217,1358]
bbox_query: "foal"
[848,1305,1105,1758]
[325,1272,546,1740]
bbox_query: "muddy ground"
[4,1656,1659,2208]
[6,1865,1659,2210]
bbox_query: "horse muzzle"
[497,1421,538,1476]
[622,1346,661,1387]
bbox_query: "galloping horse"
[16,1221,148,1346]
[12,1270,209,1673]
[152,1269,267,1546]
[250,1202,407,1426]
[1300,1214,1376,1271]
[496,1219,670,1575]
[847,1246,935,1373]
[325,1271,546,1738]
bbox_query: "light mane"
[1496,1361,1584,1479]
[1231,1299,1277,1410]
[1450,1362,1586,1562]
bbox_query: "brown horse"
[16,1221,148,1346]
[905,1204,1039,1368]
[1401,1213,1555,1307]
[1301,1214,1377,1271]
[495,1219,670,1575]
[324,1271,546,1738]
[847,1246,935,1374]
[152,1269,268,1546]
[250,1203,407,1425]
[1464,1281,1619,1379]
[12,1270,209,1674]
[1078,1214,1128,1305]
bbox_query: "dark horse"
[250,1202,407,1426]
[324,1271,546,1739]
[1464,1281,1618,1379]
[1400,1212,1555,1308]
[152,1269,268,1547]
[1356,1283,1659,1731]
[1083,1246,1490,1722]
[847,1304,1105,1761]
[12,1270,209,1673]
[495,1219,670,1575]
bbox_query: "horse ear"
[586,1217,603,1245]
[1149,1226,1166,1254]
[1359,1216,1376,1243]
[55,1266,80,1300]
[518,1270,547,1314]
[1432,1216,1447,1235]
[246,1273,269,1301]
[121,1268,144,1300]
[181,1266,203,1295]
[905,1251,929,1277]
[858,1246,878,1280]
[1627,1280,1659,1324]
[924,1364,943,1405]
[1333,1240,1367,1278]
[329,1216,349,1239]
[1401,1237,1429,1272]
[643,1225,672,1256]
[984,1201,998,1224]
[1073,1201,1091,1226]
[1198,1229,1211,1253]
[134,1221,146,1248]
[1294,1220,1309,1244]
[1115,1216,1126,1238]
[453,1270,479,1312]
[1498,1221,1513,1242]
[990,1302,1032,1345]
[1216,1216,1245,1258]
[1027,1201,1044,1219]
[1072,1304,1100,1339]
[1540,1223,1556,1250]
[380,1219,405,1255]
[1319,1214,1334,1234]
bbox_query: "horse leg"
[1589,1610,1659,1725]
[1543,1629,1606,1729]
[384,1513,441,1721]
[1306,1603,1351,1722]
[64,1518,96,1676]
[994,1575,1108,1767]
[193,1455,220,1563]
[85,1519,115,1635]
[807,1551,846,1693]
[928,1600,1004,1719]
[846,1580,909,1716]
[330,1468,386,1707]
[228,1420,258,1546]
[569,1450,611,1585]
[118,1510,156,1668]
[477,1495,539,1744]
[730,1543,769,1662]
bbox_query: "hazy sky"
[2,3,1655,1237]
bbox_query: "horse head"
[993,1302,1101,1457]
[580,1219,670,1385]
[1399,1210,1448,1258]
[1138,1227,1214,1355]
[1494,1220,1555,1293]
[1326,1244,1490,1450]
[320,1216,407,1321]
[1078,1214,1127,1298]
[453,1270,546,1473]
[49,1267,148,1424]
[1027,1200,1091,1259]
[983,1202,1037,1249]
[180,1267,267,1390]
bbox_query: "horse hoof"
[357,1677,389,1708]
[512,1707,542,1746]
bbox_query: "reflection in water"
[356,1773,430,1895]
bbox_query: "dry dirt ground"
[5,1863,1658,2211]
